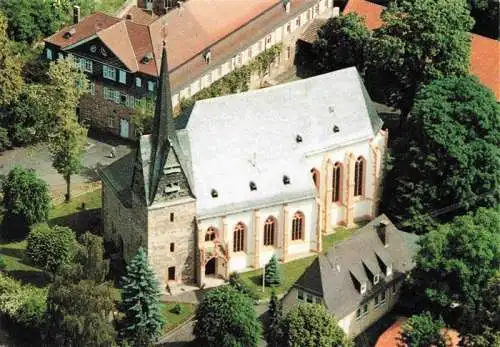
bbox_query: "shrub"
[26,224,76,272]
[228,272,259,300]
[171,303,183,315]
[2,166,50,238]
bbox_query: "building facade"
[100,41,387,291]
[44,0,338,139]
[282,216,419,338]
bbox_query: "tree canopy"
[365,0,474,122]
[0,10,24,108]
[409,208,500,335]
[382,75,500,232]
[312,13,371,73]
[194,285,262,347]
[401,312,450,347]
[2,167,50,238]
[279,303,350,347]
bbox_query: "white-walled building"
[100,45,388,289]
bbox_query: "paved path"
[0,136,133,200]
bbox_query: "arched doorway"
[205,258,216,276]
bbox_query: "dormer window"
[360,282,367,295]
[211,189,218,198]
[63,28,76,39]
[142,52,154,64]
[373,274,380,285]
[333,125,340,133]
[295,134,302,143]
[249,181,257,191]
[283,175,290,185]
[164,182,180,194]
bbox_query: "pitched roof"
[299,18,328,44]
[182,67,383,218]
[343,0,500,100]
[97,21,139,72]
[44,0,317,83]
[294,215,419,319]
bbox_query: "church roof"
[182,67,383,218]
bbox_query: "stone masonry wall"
[147,198,197,290]
[102,184,148,262]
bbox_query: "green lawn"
[239,255,316,300]
[49,189,102,220]
[161,302,196,333]
[322,221,370,252]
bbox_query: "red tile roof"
[343,0,500,99]
[344,0,383,30]
[375,317,461,347]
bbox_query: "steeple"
[148,42,176,203]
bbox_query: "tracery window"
[233,222,246,252]
[291,212,304,241]
[205,226,217,241]
[263,217,277,246]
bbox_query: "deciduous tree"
[45,58,89,202]
[26,224,76,272]
[120,248,164,346]
[382,76,500,232]
[0,11,24,108]
[401,312,450,347]
[74,232,109,283]
[2,167,50,238]
[365,0,474,125]
[409,208,500,335]
[280,303,350,347]
[313,13,371,73]
[44,278,117,347]
[194,285,262,347]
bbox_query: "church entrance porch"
[205,257,216,276]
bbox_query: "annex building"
[44,0,338,139]
[100,44,388,290]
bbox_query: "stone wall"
[102,184,148,262]
[147,197,197,290]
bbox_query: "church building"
[100,44,388,290]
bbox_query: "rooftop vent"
[360,282,367,295]
[126,14,133,20]
[63,28,77,39]
[283,175,291,185]
[329,106,335,113]
[249,181,257,191]
[211,189,218,198]
[142,52,154,64]
[333,125,340,133]
[295,134,302,143]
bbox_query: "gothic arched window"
[233,222,246,252]
[332,162,342,202]
[291,212,305,241]
[205,227,217,241]
[311,168,320,190]
[263,217,277,246]
[354,156,365,197]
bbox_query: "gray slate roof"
[294,215,419,319]
[182,67,383,218]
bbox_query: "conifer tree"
[120,248,165,346]
[265,255,283,287]
[266,290,284,347]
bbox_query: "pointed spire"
[148,41,176,204]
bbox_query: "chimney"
[73,5,81,24]
[284,0,291,14]
[377,221,389,247]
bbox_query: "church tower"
[131,42,197,290]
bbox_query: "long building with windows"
[44,0,338,139]
[99,42,388,290]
